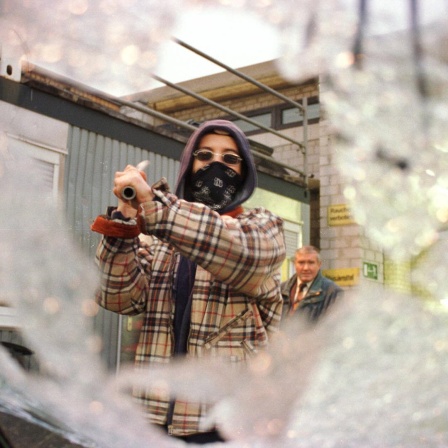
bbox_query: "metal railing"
[21,38,310,180]
[155,38,309,178]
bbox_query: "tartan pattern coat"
[95,184,285,436]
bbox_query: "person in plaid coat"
[91,119,285,444]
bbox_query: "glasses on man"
[193,149,242,166]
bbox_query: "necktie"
[290,282,307,313]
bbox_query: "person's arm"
[94,234,153,314]
[139,190,285,298]
[92,166,285,311]
[92,165,156,314]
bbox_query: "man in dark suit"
[281,246,343,321]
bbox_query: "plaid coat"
[95,185,285,436]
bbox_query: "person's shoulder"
[321,275,342,290]
[281,275,296,292]
[241,208,284,232]
[332,281,344,293]
[240,207,283,222]
[281,276,293,289]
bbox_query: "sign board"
[363,262,378,280]
[327,204,356,226]
[322,268,360,286]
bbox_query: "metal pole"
[174,38,305,112]
[23,64,306,177]
[152,74,305,150]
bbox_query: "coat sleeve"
[140,191,286,299]
[94,235,154,315]
[94,189,285,314]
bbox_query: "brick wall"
[318,82,384,288]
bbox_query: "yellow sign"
[322,268,360,286]
[327,204,355,226]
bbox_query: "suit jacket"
[281,270,342,321]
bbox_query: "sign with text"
[322,267,360,286]
[327,204,356,226]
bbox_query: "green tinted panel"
[244,188,302,223]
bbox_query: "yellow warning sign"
[327,204,356,226]
[322,267,360,286]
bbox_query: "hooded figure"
[175,119,257,214]
[91,119,285,444]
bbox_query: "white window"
[6,134,66,200]
[0,134,67,329]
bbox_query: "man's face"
[294,252,321,283]
[192,133,242,175]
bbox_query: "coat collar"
[222,205,244,218]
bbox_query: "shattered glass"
[1,0,448,446]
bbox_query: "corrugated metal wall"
[65,126,180,370]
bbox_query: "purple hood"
[174,120,257,214]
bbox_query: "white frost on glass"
[1,0,448,447]
[0,0,181,96]
[0,153,179,447]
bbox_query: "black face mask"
[189,162,243,211]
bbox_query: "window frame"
[228,96,320,136]
[6,133,66,199]
[276,96,320,131]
